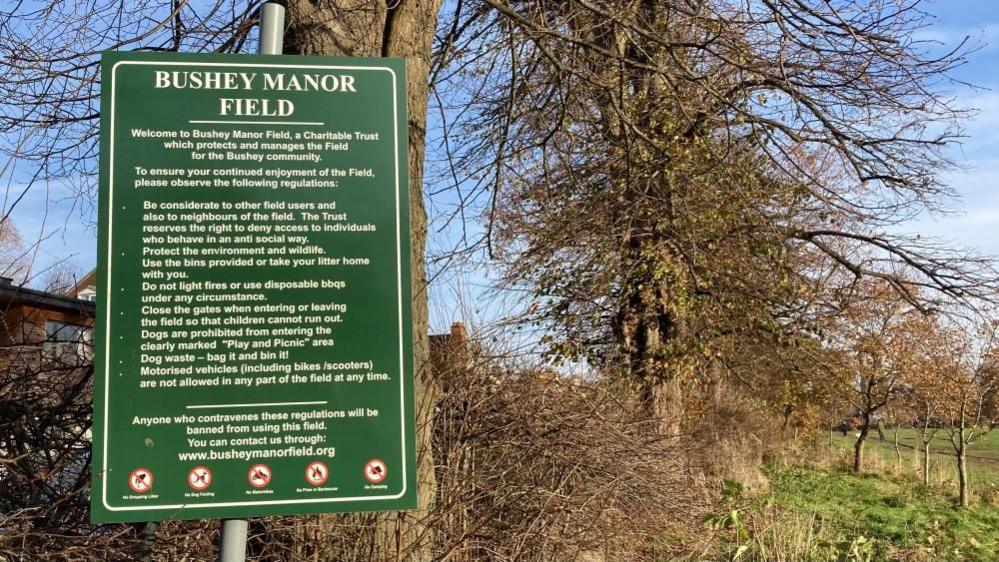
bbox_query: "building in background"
[0,273,96,368]
[72,269,97,302]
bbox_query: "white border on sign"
[102,60,407,512]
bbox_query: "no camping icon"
[364,459,387,484]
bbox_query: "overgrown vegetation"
[6,327,992,561]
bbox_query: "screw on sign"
[305,461,329,486]
[248,464,272,489]
[364,459,387,484]
[187,466,212,491]
[128,468,153,494]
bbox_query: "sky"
[903,0,999,256]
[5,1,999,322]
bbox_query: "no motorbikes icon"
[248,464,272,489]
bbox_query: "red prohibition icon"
[248,463,272,489]
[305,461,329,486]
[187,466,212,491]
[128,468,153,494]
[364,459,387,484]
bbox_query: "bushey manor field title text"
[154,71,359,117]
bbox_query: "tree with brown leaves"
[439,0,999,436]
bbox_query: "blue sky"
[903,0,999,255]
[3,170,95,285]
[6,1,999,312]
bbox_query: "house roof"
[70,268,97,297]
[0,276,96,317]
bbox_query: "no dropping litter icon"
[187,466,212,491]
[305,461,329,486]
[364,459,387,484]
[128,468,153,494]
[248,464,272,489]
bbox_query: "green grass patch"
[692,466,998,562]
[767,467,998,561]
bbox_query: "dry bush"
[428,347,711,561]
[711,506,832,562]
[686,380,782,495]
[979,483,999,506]
[138,513,392,561]
[0,325,149,561]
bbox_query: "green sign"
[92,51,414,523]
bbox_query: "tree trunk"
[587,7,687,440]
[894,426,902,470]
[957,434,970,508]
[614,276,678,436]
[284,1,443,559]
[640,375,683,437]
[922,439,931,486]
[919,416,932,486]
[853,413,870,473]
[781,404,793,439]
[615,276,687,437]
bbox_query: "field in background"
[828,430,999,490]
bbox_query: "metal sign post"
[218,4,284,561]
[257,2,285,57]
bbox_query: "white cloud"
[915,23,999,54]
[896,85,999,256]
[952,91,999,152]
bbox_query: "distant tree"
[896,313,997,504]
[829,282,925,473]
[938,322,997,507]
[709,330,845,441]
[898,314,952,485]
[0,220,30,284]
[37,261,82,295]
[915,396,944,486]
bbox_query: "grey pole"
[219,520,249,562]
[258,2,286,56]
[218,5,285,562]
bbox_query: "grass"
[689,442,999,562]
[763,467,999,561]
